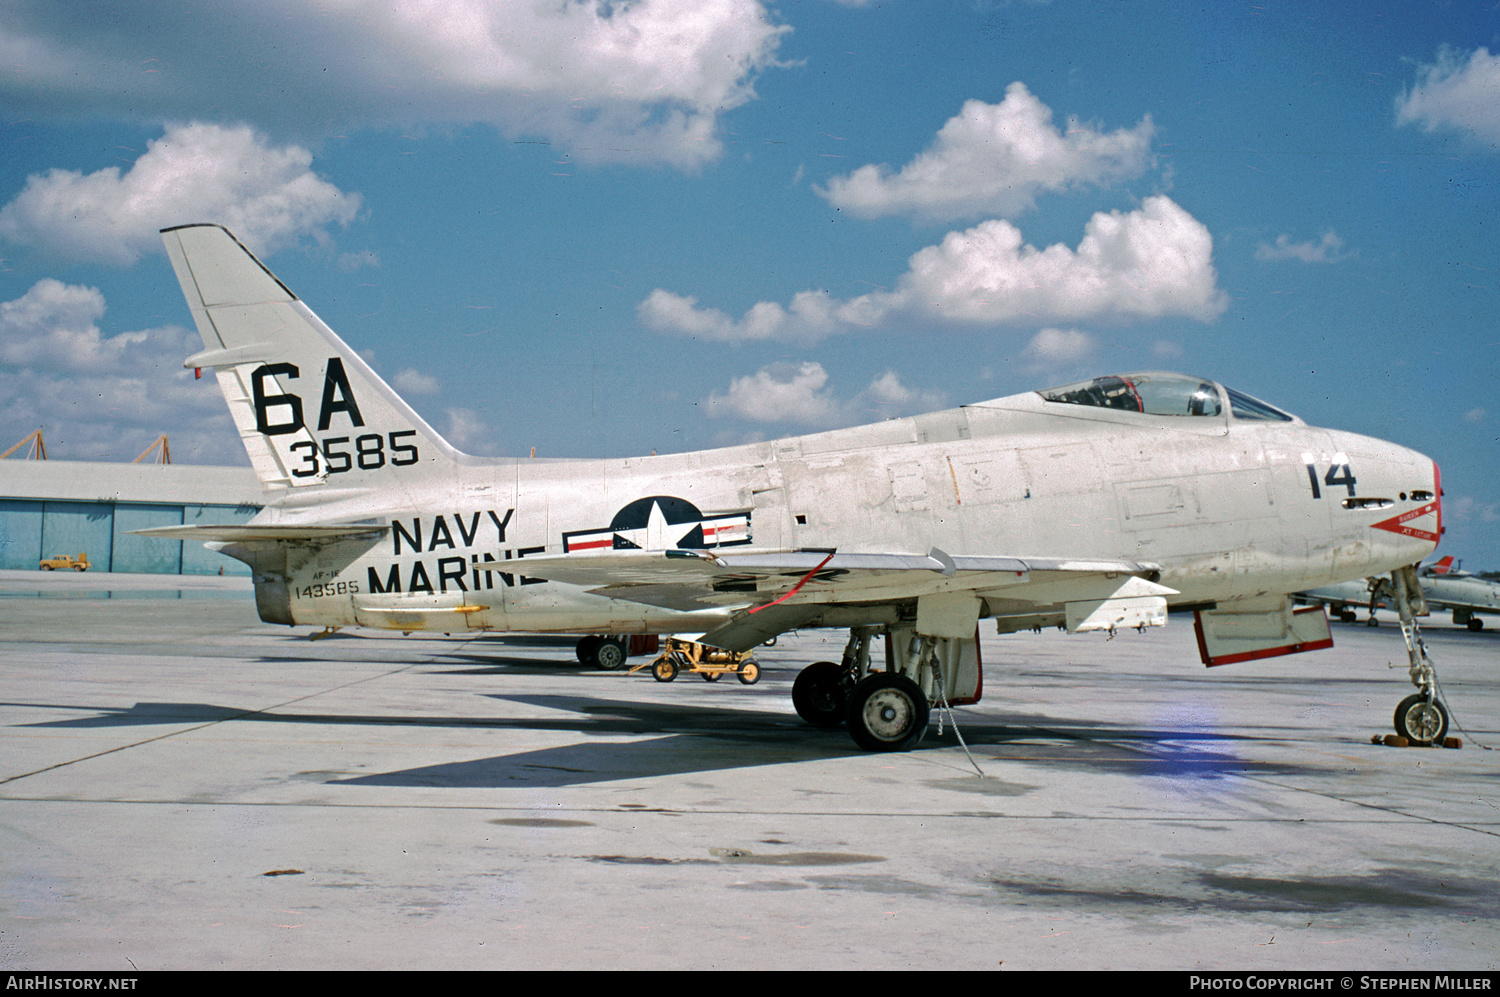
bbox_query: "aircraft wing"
[1421,574,1500,619]
[509,547,1176,651]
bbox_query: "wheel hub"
[1406,703,1443,740]
[863,691,913,740]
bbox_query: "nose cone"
[1329,432,1441,564]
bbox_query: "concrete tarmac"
[2,572,1496,970]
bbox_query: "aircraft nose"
[1361,442,1442,554]
[1432,458,1443,539]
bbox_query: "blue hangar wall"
[0,461,261,575]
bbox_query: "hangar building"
[0,461,260,575]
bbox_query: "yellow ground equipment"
[635,637,760,685]
[40,553,90,571]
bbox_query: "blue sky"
[0,0,1496,566]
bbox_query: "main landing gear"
[792,625,978,752]
[1388,565,1451,746]
[576,635,629,670]
[1453,609,1485,632]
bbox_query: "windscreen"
[1224,387,1294,421]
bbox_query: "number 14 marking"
[1302,452,1356,499]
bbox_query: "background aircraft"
[141,225,1448,750]
[1421,559,1500,631]
[1302,557,1499,631]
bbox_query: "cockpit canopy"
[1038,372,1294,422]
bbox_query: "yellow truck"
[39,553,90,571]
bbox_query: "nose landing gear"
[1389,565,1453,746]
[1393,693,1449,745]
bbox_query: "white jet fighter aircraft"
[1420,559,1500,631]
[140,224,1450,751]
[1303,557,1500,632]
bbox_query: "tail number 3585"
[290,431,419,477]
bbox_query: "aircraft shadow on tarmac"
[428,653,630,674]
[328,727,1307,789]
[985,865,1494,918]
[246,653,594,673]
[8,693,1336,787]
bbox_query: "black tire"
[1339,609,1357,624]
[792,661,848,727]
[1394,694,1448,745]
[575,636,601,664]
[737,661,760,685]
[846,673,929,752]
[1467,617,1484,632]
[594,638,627,670]
[653,656,679,682]
[702,671,721,682]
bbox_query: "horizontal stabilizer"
[131,523,388,544]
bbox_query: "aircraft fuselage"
[240,381,1439,637]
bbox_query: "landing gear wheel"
[594,638,627,671]
[1339,609,1357,624]
[1467,617,1484,632]
[1394,694,1449,746]
[792,661,848,727]
[575,636,601,664]
[653,657,679,682]
[737,661,760,685]
[846,673,929,752]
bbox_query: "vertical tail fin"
[161,224,459,496]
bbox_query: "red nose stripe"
[1370,502,1439,543]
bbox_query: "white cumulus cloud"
[0,0,789,169]
[0,279,240,461]
[1397,47,1500,145]
[1255,231,1346,264]
[705,362,839,424]
[444,407,492,450]
[704,362,944,427]
[638,288,863,343]
[0,123,359,264]
[1444,495,1500,524]
[1024,328,1096,362]
[644,195,1227,342]
[818,83,1154,221]
[393,369,441,395]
